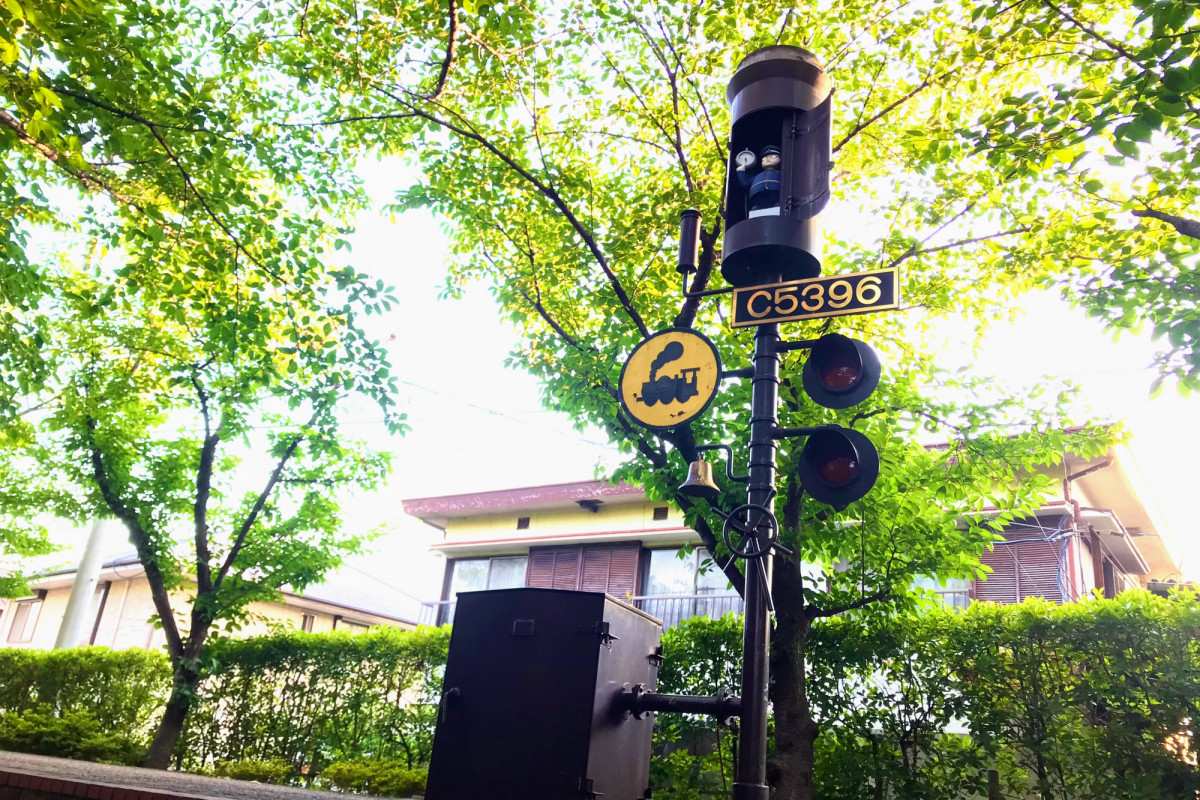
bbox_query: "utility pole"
[54,520,108,649]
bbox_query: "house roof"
[402,479,646,529]
[283,583,420,626]
[31,554,421,626]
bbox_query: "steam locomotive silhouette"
[637,341,700,406]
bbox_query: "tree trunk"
[768,556,820,800]
[143,663,201,769]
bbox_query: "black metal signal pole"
[735,317,782,800]
[718,45,834,800]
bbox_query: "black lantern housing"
[801,334,881,409]
[721,46,833,288]
[796,427,879,508]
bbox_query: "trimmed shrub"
[651,592,1200,800]
[0,709,145,765]
[318,759,427,797]
[211,758,295,784]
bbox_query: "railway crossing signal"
[426,44,900,800]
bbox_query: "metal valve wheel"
[721,503,779,559]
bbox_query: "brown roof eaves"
[402,479,645,518]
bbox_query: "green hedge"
[3,595,1197,800]
[0,647,171,734]
[810,592,1200,799]
[651,592,1200,800]
[179,625,451,781]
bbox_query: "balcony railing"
[416,592,744,629]
[632,593,743,629]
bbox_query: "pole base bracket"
[732,782,770,800]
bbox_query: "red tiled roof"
[402,479,644,517]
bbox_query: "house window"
[6,595,44,644]
[301,613,315,632]
[641,548,740,628]
[443,556,529,623]
[84,582,111,646]
[653,507,669,521]
[517,517,530,530]
[912,576,971,610]
[333,616,370,633]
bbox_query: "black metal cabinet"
[425,588,662,800]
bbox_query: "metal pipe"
[696,444,750,484]
[734,319,780,800]
[620,686,742,722]
[678,209,702,274]
[774,338,820,352]
[681,272,736,300]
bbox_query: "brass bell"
[679,459,721,501]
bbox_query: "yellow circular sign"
[618,329,722,430]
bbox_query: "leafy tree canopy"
[0,0,456,766]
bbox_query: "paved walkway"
[0,753,354,800]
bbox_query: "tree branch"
[668,426,746,596]
[51,86,237,141]
[1131,207,1200,240]
[190,372,218,595]
[0,109,139,207]
[677,494,746,598]
[87,422,184,659]
[807,588,893,619]
[885,226,1031,270]
[378,88,651,338]
[47,86,282,280]
[834,59,964,154]
[280,111,418,127]
[518,284,586,351]
[1041,0,1148,67]
[421,0,459,100]
[834,75,932,154]
[213,435,303,590]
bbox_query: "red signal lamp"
[797,427,879,508]
[801,334,881,409]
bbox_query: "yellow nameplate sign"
[731,267,899,327]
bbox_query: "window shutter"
[527,546,583,590]
[977,545,1018,604]
[976,529,1065,604]
[581,548,613,593]
[528,544,642,597]
[525,550,556,588]
[552,548,582,590]
[1012,536,1063,602]
[605,543,641,600]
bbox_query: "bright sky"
[40,154,1200,609]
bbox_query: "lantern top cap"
[726,45,832,109]
[735,45,823,73]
